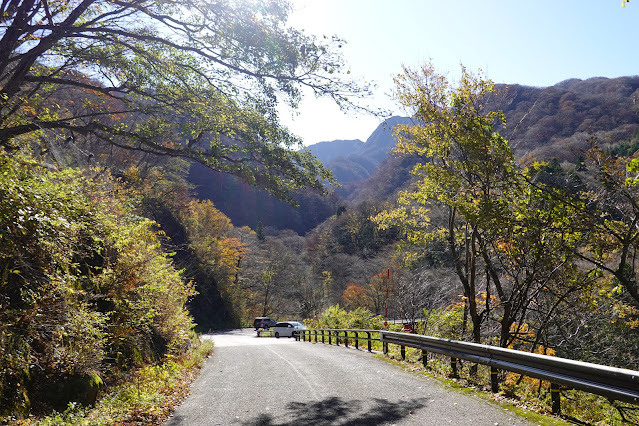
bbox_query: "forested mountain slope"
[189,164,341,235]
[496,76,639,162]
[304,139,364,164]
[189,76,639,233]
[342,76,639,204]
[187,117,412,233]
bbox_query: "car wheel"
[275,332,280,338]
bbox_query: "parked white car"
[272,321,306,338]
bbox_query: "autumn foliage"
[0,152,195,416]
[341,284,371,310]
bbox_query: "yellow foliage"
[181,199,247,286]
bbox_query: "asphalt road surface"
[165,329,537,425]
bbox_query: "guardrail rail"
[297,329,380,352]
[298,328,639,414]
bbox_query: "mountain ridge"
[304,116,413,184]
[190,75,639,234]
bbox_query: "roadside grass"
[379,345,638,425]
[8,338,214,426]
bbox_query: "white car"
[272,321,307,338]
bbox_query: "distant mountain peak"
[304,139,363,165]
[363,116,414,162]
[303,116,415,186]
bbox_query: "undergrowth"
[4,338,214,426]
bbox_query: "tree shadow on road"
[242,396,428,426]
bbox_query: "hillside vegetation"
[312,76,639,204]
[191,75,639,233]
[0,0,364,420]
[498,76,639,162]
[0,153,195,416]
[2,0,639,421]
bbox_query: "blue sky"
[281,0,639,146]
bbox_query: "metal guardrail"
[297,328,639,414]
[297,329,380,352]
[381,330,639,413]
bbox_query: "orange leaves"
[21,105,37,116]
[611,300,639,329]
[181,199,247,284]
[478,292,498,304]
[183,199,233,238]
[341,284,372,311]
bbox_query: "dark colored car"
[253,317,277,330]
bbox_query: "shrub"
[0,152,195,417]
[313,305,384,330]
[422,304,465,339]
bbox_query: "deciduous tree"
[577,145,639,308]
[341,283,371,311]
[377,63,589,350]
[0,0,368,202]
[377,63,515,343]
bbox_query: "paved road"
[165,329,537,425]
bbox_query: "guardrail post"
[344,331,349,348]
[422,349,427,368]
[550,383,561,414]
[336,331,340,346]
[328,331,332,345]
[361,329,639,407]
[321,330,325,344]
[367,332,372,352]
[490,367,499,393]
[354,332,359,350]
[401,345,406,360]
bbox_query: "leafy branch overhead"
[0,0,370,202]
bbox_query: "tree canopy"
[0,0,369,202]
[375,63,611,351]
